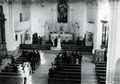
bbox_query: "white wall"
[69,2,87,37]
[86,3,98,51]
[87,3,97,33]
[22,3,31,21]
[30,3,54,37]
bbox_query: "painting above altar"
[58,0,68,23]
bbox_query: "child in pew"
[76,59,79,64]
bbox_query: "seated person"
[76,37,80,45]
[11,57,15,63]
[12,65,18,72]
[54,55,62,65]
[48,68,54,78]
[48,62,57,78]
[78,52,82,63]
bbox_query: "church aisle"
[32,51,57,84]
[81,55,98,84]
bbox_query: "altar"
[49,22,73,41]
[50,32,73,41]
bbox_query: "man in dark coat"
[54,37,58,47]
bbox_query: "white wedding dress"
[57,37,61,50]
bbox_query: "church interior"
[0,0,120,84]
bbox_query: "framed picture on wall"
[58,0,68,23]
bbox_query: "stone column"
[106,1,120,84]
[93,0,110,53]
[3,3,15,51]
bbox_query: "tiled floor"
[0,50,97,84]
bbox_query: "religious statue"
[59,25,64,34]
[73,22,80,30]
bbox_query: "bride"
[57,36,62,50]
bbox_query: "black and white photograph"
[0,0,119,84]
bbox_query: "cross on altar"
[60,25,63,32]
[59,25,64,34]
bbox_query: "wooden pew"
[95,62,106,84]
[95,67,106,70]
[56,71,81,75]
[52,74,81,79]
[63,63,81,66]
[95,64,106,67]
[10,64,20,66]
[1,68,18,73]
[48,78,80,84]
[62,44,92,52]
[14,60,23,64]
[0,72,20,76]
[96,62,106,65]
[97,73,106,77]
[20,44,51,50]
[96,69,106,73]
[62,68,81,72]
[48,51,82,84]
[62,66,81,69]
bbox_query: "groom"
[54,37,58,47]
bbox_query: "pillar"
[93,0,110,53]
[106,1,120,84]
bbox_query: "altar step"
[41,47,93,55]
[41,50,60,54]
[51,47,57,50]
[51,47,61,50]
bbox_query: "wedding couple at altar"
[57,36,62,50]
[53,36,62,50]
